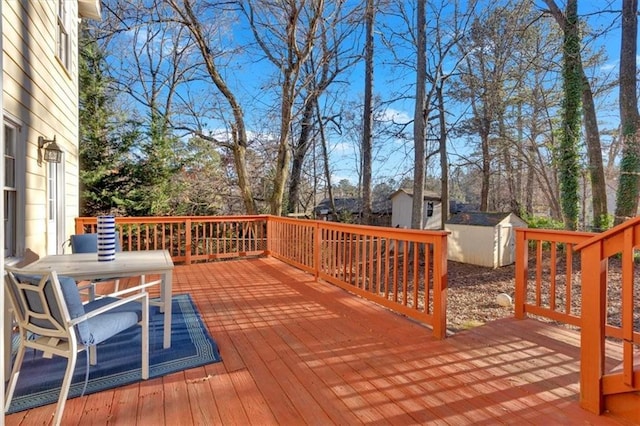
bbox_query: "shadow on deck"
[6,257,632,425]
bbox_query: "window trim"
[3,120,25,258]
[56,0,71,71]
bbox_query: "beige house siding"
[3,1,82,258]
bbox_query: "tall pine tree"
[78,23,139,216]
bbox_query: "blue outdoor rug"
[7,293,222,414]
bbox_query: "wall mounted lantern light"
[38,136,63,165]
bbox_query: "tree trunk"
[316,101,336,216]
[615,0,640,224]
[231,134,257,215]
[479,117,491,212]
[581,75,608,229]
[287,100,315,214]
[559,0,581,230]
[437,85,448,229]
[361,0,374,225]
[411,0,427,229]
[269,76,294,216]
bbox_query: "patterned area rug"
[7,293,221,413]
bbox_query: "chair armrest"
[69,292,149,326]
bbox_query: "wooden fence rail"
[76,215,449,338]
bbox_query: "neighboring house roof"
[450,201,480,213]
[315,197,359,215]
[314,197,392,215]
[390,188,441,201]
[446,212,525,227]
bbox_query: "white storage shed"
[391,189,442,230]
[445,212,528,268]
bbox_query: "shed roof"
[446,211,524,227]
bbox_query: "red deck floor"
[6,257,633,425]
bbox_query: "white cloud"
[379,107,411,124]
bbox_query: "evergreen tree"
[78,23,140,217]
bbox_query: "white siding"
[446,214,528,268]
[3,1,80,257]
[391,190,442,230]
[391,192,412,228]
[446,224,497,267]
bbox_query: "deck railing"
[268,217,449,337]
[76,215,449,338]
[573,217,640,415]
[75,216,268,264]
[514,228,595,326]
[515,226,639,341]
[515,224,640,415]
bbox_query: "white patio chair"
[4,268,149,426]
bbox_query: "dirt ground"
[446,257,639,334]
[447,260,518,332]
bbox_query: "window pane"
[4,190,16,256]
[5,156,15,187]
[4,126,14,156]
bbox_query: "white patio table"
[17,249,174,349]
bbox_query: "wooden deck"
[6,257,634,425]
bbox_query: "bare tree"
[286,3,364,215]
[380,0,473,228]
[100,2,200,214]
[242,0,324,216]
[456,6,523,212]
[166,0,258,214]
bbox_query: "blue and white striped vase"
[96,215,116,261]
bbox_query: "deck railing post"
[314,222,321,280]
[185,218,192,265]
[432,233,448,339]
[265,216,272,256]
[75,218,84,234]
[514,229,527,319]
[579,241,606,414]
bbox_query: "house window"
[4,125,17,257]
[426,201,434,217]
[57,0,71,70]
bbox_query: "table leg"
[163,271,173,348]
[5,296,13,377]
